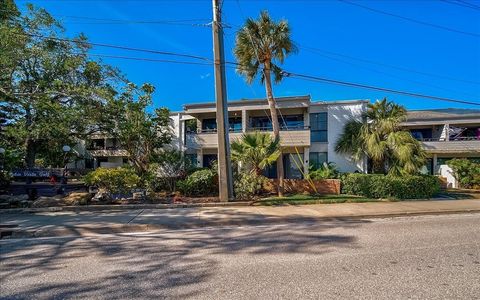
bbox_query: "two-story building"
[170,95,369,179]
[403,108,480,187]
[78,134,128,169]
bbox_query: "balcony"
[185,127,311,149]
[87,147,129,157]
[417,137,480,154]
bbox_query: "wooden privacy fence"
[264,179,341,195]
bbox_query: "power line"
[284,71,480,106]
[88,53,212,65]
[297,47,480,98]
[15,31,480,106]
[440,0,480,11]
[14,32,213,62]
[299,45,480,85]
[457,0,480,10]
[338,0,480,37]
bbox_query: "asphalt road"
[1,213,479,299]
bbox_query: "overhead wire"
[338,0,480,37]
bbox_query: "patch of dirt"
[31,192,92,208]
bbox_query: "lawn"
[254,194,382,206]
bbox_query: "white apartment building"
[403,108,480,188]
[170,95,369,179]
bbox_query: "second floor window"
[310,112,328,142]
[250,115,304,131]
[202,119,217,132]
[201,117,243,133]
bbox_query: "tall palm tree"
[234,11,297,196]
[231,132,281,176]
[335,98,426,175]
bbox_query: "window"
[201,118,242,132]
[410,128,433,141]
[280,115,304,130]
[310,112,328,142]
[229,117,242,132]
[202,119,217,132]
[250,115,304,131]
[250,117,272,131]
[284,153,304,179]
[203,154,217,168]
[309,152,328,169]
[185,119,197,133]
[185,154,197,166]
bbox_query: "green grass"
[254,194,382,206]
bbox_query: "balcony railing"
[189,128,243,134]
[87,146,123,151]
[188,126,310,135]
[186,127,310,148]
[416,136,480,142]
[247,126,310,132]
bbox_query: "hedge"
[341,174,441,199]
[177,169,218,197]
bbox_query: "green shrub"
[308,162,340,180]
[447,158,480,189]
[177,169,218,197]
[234,173,266,200]
[0,170,11,187]
[84,167,140,194]
[342,173,440,199]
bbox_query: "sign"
[11,168,62,178]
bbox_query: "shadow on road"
[1,215,370,299]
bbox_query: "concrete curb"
[0,201,253,214]
[4,209,480,239]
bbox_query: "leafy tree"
[335,98,426,175]
[146,149,194,192]
[231,132,281,176]
[109,83,173,179]
[234,11,297,196]
[1,3,119,167]
[447,158,480,189]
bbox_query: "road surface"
[1,213,479,299]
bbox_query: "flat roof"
[406,108,480,124]
[183,95,311,110]
[182,95,369,111]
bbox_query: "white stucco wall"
[438,164,458,188]
[325,102,367,173]
[169,113,182,151]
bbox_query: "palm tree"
[234,10,297,196]
[335,98,426,175]
[231,132,281,176]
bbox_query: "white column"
[196,118,202,133]
[441,124,450,141]
[303,147,310,176]
[177,113,184,152]
[304,108,310,129]
[242,109,247,133]
[197,149,203,167]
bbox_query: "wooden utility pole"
[212,0,234,201]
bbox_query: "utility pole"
[212,0,234,201]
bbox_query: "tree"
[110,83,173,179]
[335,98,426,175]
[234,11,297,196]
[147,149,194,193]
[1,3,119,167]
[231,132,281,176]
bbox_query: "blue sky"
[16,0,480,111]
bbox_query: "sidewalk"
[1,199,479,238]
